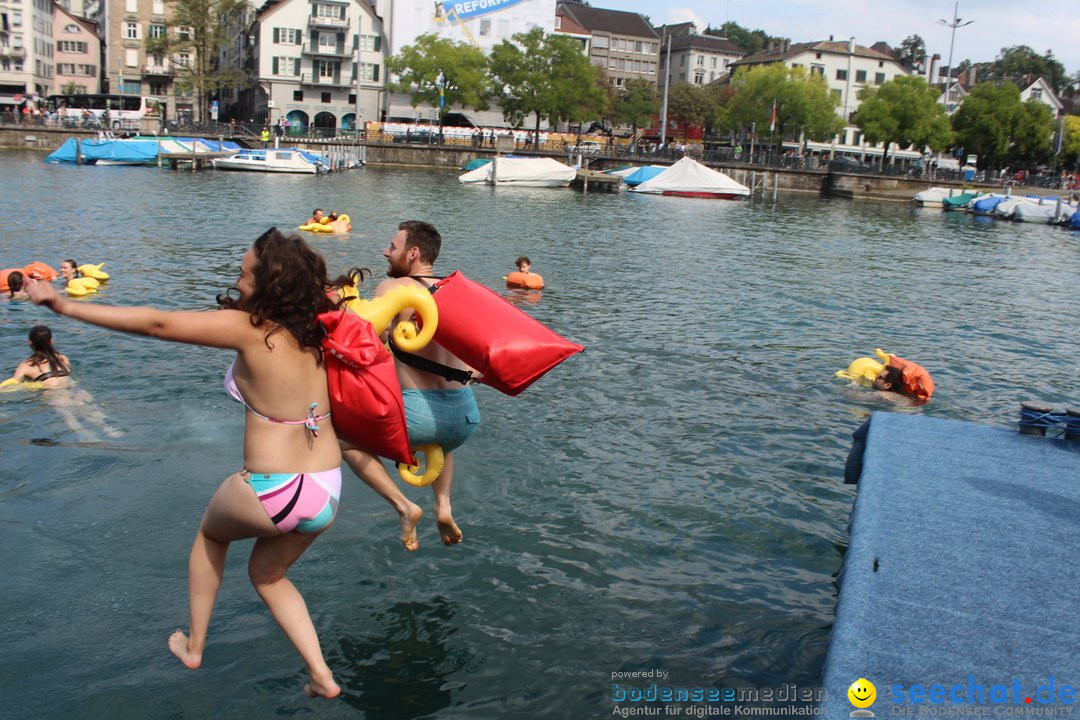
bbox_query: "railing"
[0,46,27,58]
[308,15,349,29]
[143,65,173,75]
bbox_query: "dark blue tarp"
[823,412,1080,714]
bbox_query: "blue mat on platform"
[823,412,1080,714]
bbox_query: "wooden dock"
[572,168,622,193]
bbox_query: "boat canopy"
[630,157,750,196]
[622,165,668,186]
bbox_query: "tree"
[704,22,773,56]
[386,33,491,123]
[60,82,80,95]
[488,28,606,134]
[1060,115,1080,169]
[612,77,658,144]
[666,82,713,128]
[854,75,953,170]
[898,35,926,67]
[980,45,1068,95]
[720,64,842,144]
[145,0,251,124]
[951,82,1055,169]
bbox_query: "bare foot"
[436,514,463,546]
[304,671,341,699]
[400,503,424,551]
[168,630,202,670]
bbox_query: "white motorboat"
[212,147,323,174]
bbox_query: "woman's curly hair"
[217,228,367,359]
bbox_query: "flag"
[769,100,777,133]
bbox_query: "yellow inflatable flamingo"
[340,282,444,486]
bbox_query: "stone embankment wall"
[1,126,1029,202]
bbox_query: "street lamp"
[938,1,973,110]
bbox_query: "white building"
[730,38,911,146]
[656,22,743,88]
[249,0,386,131]
[0,0,54,105]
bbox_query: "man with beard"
[341,220,480,550]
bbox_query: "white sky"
[613,0,1080,75]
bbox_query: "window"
[711,57,717,68]
[149,24,165,38]
[696,55,704,66]
[272,56,299,75]
[855,69,866,83]
[274,28,301,44]
[679,55,685,67]
[1030,88,1042,100]
[152,0,164,13]
[125,48,138,66]
[357,61,378,81]
[122,80,141,94]
[836,69,847,80]
[318,59,334,78]
[177,52,191,68]
[592,35,608,49]
[293,90,303,101]
[359,34,380,51]
[150,80,168,94]
[948,88,959,102]
[124,22,138,39]
[811,65,824,76]
[874,72,885,85]
[125,0,137,12]
[321,91,331,102]
[177,26,191,40]
[64,23,81,33]
[635,40,642,53]
[831,88,842,100]
[79,63,95,75]
[479,18,490,36]
[316,3,345,19]
[59,40,88,53]
[643,42,653,54]
[815,52,821,59]
[616,58,624,71]
[11,10,21,25]
[347,93,355,104]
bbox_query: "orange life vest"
[887,354,934,400]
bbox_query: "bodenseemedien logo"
[848,678,877,717]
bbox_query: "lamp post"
[938,1,973,111]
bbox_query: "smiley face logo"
[848,678,876,708]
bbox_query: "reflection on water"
[1,150,1079,718]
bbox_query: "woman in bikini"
[10,325,72,387]
[26,228,354,699]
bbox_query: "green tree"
[60,82,80,95]
[1060,115,1080,169]
[854,75,953,170]
[488,28,606,134]
[720,64,842,143]
[898,35,926,67]
[386,33,491,123]
[666,82,713,129]
[980,45,1068,94]
[145,0,251,123]
[951,82,1055,168]
[703,22,773,56]
[612,77,658,144]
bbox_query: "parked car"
[393,129,439,144]
[570,140,602,154]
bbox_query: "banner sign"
[441,0,526,21]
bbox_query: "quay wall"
[1,126,1043,203]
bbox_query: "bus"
[47,93,163,129]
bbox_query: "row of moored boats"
[914,186,1079,228]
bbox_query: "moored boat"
[629,156,750,199]
[212,147,323,174]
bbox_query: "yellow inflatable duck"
[0,377,46,391]
[835,355,884,386]
[340,281,444,485]
[78,263,110,281]
[66,276,100,297]
[298,214,350,233]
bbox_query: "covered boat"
[46,137,161,165]
[912,186,956,207]
[212,147,323,173]
[1013,198,1076,224]
[941,192,978,211]
[462,157,492,171]
[629,156,750,199]
[457,157,577,187]
[621,165,668,187]
[970,195,1008,215]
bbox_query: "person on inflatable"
[26,229,354,700]
[59,258,82,282]
[9,325,72,388]
[6,270,28,300]
[327,211,352,233]
[342,220,480,550]
[505,255,544,290]
[305,208,324,225]
[872,352,935,402]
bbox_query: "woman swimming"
[9,325,72,387]
[26,228,355,699]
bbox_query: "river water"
[1,150,1078,719]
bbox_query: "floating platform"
[823,412,1080,713]
[571,169,622,193]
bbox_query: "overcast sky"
[613,0,1080,75]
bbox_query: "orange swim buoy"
[0,268,21,292]
[23,261,59,281]
[506,271,544,290]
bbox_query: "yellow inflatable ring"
[1,377,46,392]
[341,284,438,353]
[78,263,110,281]
[66,276,100,297]
[398,444,445,487]
[835,356,883,386]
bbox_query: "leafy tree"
[488,28,605,134]
[951,82,1055,168]
[1060,115,1080,169]
[898,35,926,67]
[145,0,251,123]
[666,82,713,128]
[720,64,842,143]
[612,77,658,143]
[703,22,773,56]
[854,76,953,170]
[980,45,1068,94]
[386,33,491,122]
[60,82,80,95]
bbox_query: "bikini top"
[225,360,330,436]
[30,359,71,382]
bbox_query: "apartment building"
[656,22,743,88]
[245,0,385,130]
[53,2,100,93]
[730,37,910,145]
[0,0,54,105]
[556,2,658,88]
